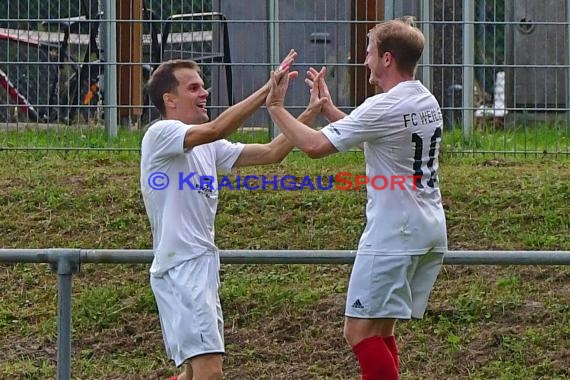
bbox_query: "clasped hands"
[266,49,329,116]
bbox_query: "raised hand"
[303,69,328,123]
[278,49,297,72]
[305,66,346,122]
[267,68,291,108]
[305,66,333,107]
[266,50,299,108]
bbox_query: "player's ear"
[163,92,176,110]
[384,51,392,66]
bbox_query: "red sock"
[352,336,398,380]
[383,335,399,371]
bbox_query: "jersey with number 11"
[321,80,447,255]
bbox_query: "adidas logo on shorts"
[351,299,364,309]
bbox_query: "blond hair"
[368,16,425,74]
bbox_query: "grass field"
[0,120,568,156]
[0,137,569,379]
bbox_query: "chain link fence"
[0,0,568,155]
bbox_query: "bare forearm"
[297,106,320,127]
[184,82,270,149]
[264,108,319,162]
[212,82,270,138]
[233,132,294,167]
[323,105,347,123]
[241,110,314,166]
[265,133,294,163]
[268,106,321,153]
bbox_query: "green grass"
[0,126,143,150]
[0,151,569,379]
[1,121,569,155]
[444,121,569,155]
[0,125,272,150]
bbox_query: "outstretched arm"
[183,50,298,150]
[266,66,337,159]
[234,67,328,167]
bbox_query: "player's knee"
[190,355,223,380]
[208,368,223,380]
[197,367,222,380]
[343,321,360,347]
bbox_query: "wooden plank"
[351,0,384,105]
[131,0,143,118]
[117,0,143,121]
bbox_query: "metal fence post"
[268,0,279,141]
[462,0,475,138]
[420,0,432,91]
[567,0,570,121]
[49,249,80,380]
[384,0,394,20]
[102,0,118,138]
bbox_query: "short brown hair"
[146,60,201,117]
[368,16,425,74]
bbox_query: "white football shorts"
[345,251,444,319]
[150,252,224,367]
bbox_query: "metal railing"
[1,248,570,380]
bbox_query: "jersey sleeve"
[320,96,395,152]
[213,139,245,173]
[145,120,193,159]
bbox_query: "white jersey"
[140,120,244,276]
[321,80,447,255]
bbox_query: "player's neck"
[380,73,415,92]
